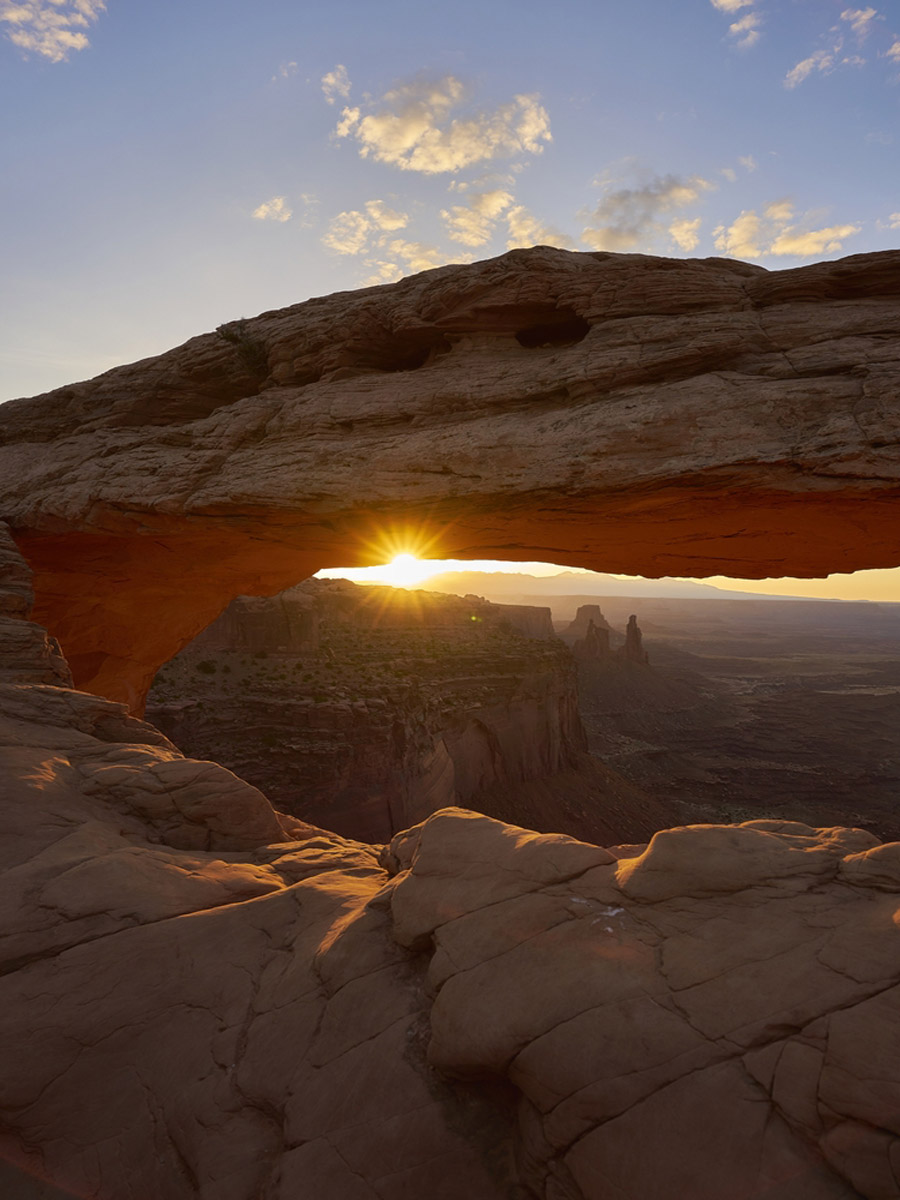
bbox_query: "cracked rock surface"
[2,528,899,1198]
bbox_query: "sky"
[1,0,899,600]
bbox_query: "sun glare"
[378,553,437,587]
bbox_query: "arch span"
[2,246,899,712]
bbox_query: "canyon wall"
[1,247,898,710]
[146,580,653,843]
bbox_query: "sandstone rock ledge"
[2,527,899,1200]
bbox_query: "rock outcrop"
[623,613,648,663]
[145,579,656,844]
[3,549,900,1197]
[1,247,899,710]
[563,604,613,640]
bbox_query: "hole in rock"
[515,310,590,348]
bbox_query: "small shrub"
[196,661,217,675]
[216,319,268,376]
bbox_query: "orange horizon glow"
[315,557,900,603]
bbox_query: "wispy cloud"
[321,199,409,254]
[887,212,900,229]
[441,189,513,246]
[252,196,292,223]
[363,199,408,231]
[582,169,714,252]
[711,0,761,47]
[713,201,860,257]
[785,49,837,88]
[1,0,106,62]
[321,64,351,105]
[786,8,894,87]
[729,11,761,48]
[386,239,460,272]
[739,154,758,171]
[322,211,372,254]
[669,217,702,252]
[841,7,878,38]
[273,61,298,81]
[505,205,573,250]
[333,76,551,174]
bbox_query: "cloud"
[581,171,714,252]
[0,0,105,62]
[720,167,737,182]
[729,12,761,47]
[333,76,552,174]
[360,242,474,284]
[768,222,862,256]
[361,261,404,286]
[713,201,860,258]
[386,239,454,272]
[441,189,513,246]
[887,212,900,229]
[739,154,758,171]
[321,64,351,105]
[713,210,765,257]
[273,61,298,81]
[840,7,878,38]
[322,210,372,255]
[786,8,893,89]
[711,0,761,47]
[321,199,409,254]
[253,196,292,223]
[505,205,573,250]
[364,199,408,231]
[784,49,836,87]
[669,217,702,251]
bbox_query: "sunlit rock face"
[1,246,899,711]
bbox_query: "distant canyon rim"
[1,245,899,712]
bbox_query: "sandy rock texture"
[1,247,898,709]
[2,532,900,1199]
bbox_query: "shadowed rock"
[1,247,899,710]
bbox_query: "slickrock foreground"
[3,524,900,1199]
[1,247,899,709]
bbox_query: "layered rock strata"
[146,580,654,844]
[1,248,899,709]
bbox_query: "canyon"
[1,247,900,1198]
[146,580,663,845]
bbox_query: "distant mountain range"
[418,570,830,603]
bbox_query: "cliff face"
[1,248,898,711]
[145,580,644,843]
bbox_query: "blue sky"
[1,0,899,599]
[2,0,898,402]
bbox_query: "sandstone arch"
[1,245,899,711]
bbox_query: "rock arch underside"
[1,246,900,1199]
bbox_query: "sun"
[376,553,438,588]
